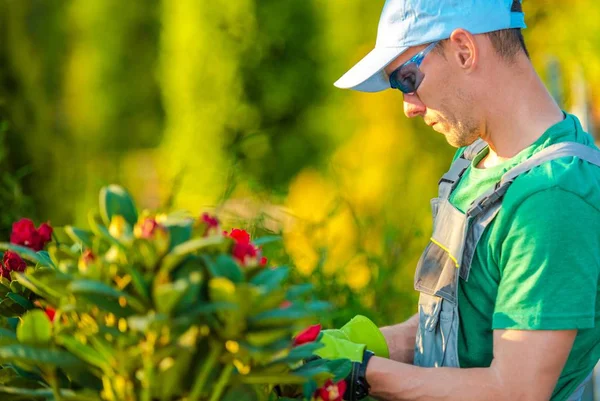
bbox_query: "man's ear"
[448,28,478,71]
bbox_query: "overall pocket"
[414,293,455,368]
[414,200,468,303]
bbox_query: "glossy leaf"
[16,310,52,346]
[99,185,138,226]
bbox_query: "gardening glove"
[338,315,389,359]
[313,330,366,362]
[321,315,389,359]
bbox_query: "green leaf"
[121,264,150,303]
[250,267,289,292]
[16,310,52,346]
[161,236,224,274]
[154,349,195,400]
[14,271,62,302]
[68,280,146,313]
[293,358,330,378]
[6,293,33,310]
[221,384,260,401]
[249,302,331,326]
[153,279,190,315]
[0,385,102,400]
[245,328,291,347]
[56,334,111,372]
[251,236,282,246]
[205,255,243,283]
[0,277,11,290]
[270,342,324,365]
[75,294,135,318]
[0,243,44,266]
[0,328,17,346]
[325,358,353,382]
[87,212,125,249]
[302,379,318,399]
[99,185,138,226]
[35,251,55,269]
[0,298,27,317]
[8,281,23,294]
[163,218,193,250]
[237,374,305,385]
[286,284,314,300]
[64,226,94,249]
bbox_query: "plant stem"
[207,364,234,401]
[188,344,222,401]
[140,332,157,401]
[49,369,63,401]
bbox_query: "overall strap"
[438,139,487,199]
[461,142,600,281]
[467,142,600,218]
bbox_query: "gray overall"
[413,140,600,400]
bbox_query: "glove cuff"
[343,350,375,401]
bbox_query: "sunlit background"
[0,0,598,333]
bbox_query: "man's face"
[384,43,480,148]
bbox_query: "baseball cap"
[334,0,526,92]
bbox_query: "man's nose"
[403,93,426,118]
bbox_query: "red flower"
[225,228,267,266]
[38,223,53,243]
[279,300,292,309]
[1,251,26,279]
[81,249,95,264]
[139,218,161,239]
[227,228,251,244]
[45,307,56,322]
[316,379,347,401]
[10,218,53,251]
[232,241,258,264]
[293,324,321,346]
[201,213,220,236]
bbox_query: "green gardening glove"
[339,315,389,359]
[313,330,366,362]
[313,315,389,362]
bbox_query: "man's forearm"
[379,314,419,363]
[366,357,506,401]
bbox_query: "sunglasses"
[389,41,439,94]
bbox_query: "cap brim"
[334,46,409,93]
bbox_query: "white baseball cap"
[334,0,526,92]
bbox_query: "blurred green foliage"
[1,0,599,328]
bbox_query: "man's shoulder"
[502,142,600,215]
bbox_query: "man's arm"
[366,329,576,401]
[379,314,419,363]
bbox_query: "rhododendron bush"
[0,185,351,401]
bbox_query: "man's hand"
[364,329,577,401]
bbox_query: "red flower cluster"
[293,324,321,346]
[316,379,347,401]
[225,229,267,267]
[1,250,26,279]
[10,218,53,251]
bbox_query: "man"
[326,0,600,400]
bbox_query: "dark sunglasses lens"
[390,63,424,93]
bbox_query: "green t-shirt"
[448,114,600,401]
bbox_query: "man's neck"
[476,59,564,169]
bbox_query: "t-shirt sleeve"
[492,187,600,330]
